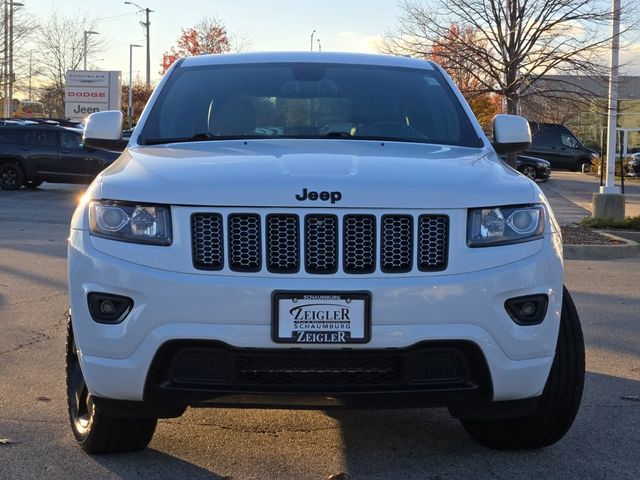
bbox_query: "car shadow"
[569,288,640,358]
[325,371,640,479]
[91,448,225,479]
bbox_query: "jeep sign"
[64,70,121,121]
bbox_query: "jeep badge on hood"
[295,188,342,204]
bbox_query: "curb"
[563,231,640,260]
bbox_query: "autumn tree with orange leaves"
[161,17,235,75]
[121,81,154,127]
[430,24,500,130]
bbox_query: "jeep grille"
[191,212,448,274]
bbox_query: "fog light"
[88,293,133,324]
[505,294,548,325]
[99,300,117,316]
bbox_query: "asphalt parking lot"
[1,178,639,480]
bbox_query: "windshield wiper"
[323,131,354,139]
[142,133,239,145]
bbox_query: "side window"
[533,131,557,149]
[561,133,579,149]
[0,129,26,144]
[61,131,82,149]
[25,130,58,147]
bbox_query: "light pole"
[124,1,152,87]
[6,1,23,117]
[3,1,9,116]
[593,0,625,220]
[317,38,321,52]
[83,30,99,70]
[128,44,143,128]
[310,30,316,52]
[28,50,32,100]
[603,0,621,196]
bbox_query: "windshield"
[139,62,483,148]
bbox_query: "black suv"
[0,125,119,190]
[525,122,597,171]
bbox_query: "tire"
[66,318,157,454]
[25,180,43,189]
[461,286,585,450]
[575,160,590,173]
[519,165,537,180]
[0,161,24,190]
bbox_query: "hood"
[99,139,535,209]
[516,155,550,167]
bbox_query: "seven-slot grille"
[192,212,448,273]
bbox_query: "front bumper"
[68,228,563,404]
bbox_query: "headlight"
[467,205,545,247]
[89,201,172,245]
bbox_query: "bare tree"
[0,6,38,103]
[431,23,501,129]
[33,10,103,116]
[382,0,637,116]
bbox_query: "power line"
[94,12,137,23]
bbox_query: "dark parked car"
[525,122,597,171]
[500,154,551,181]
[627,152,640,177]
[0,125,119,190]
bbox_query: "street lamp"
[310,30,316,52]
[128,44,143,128]
[124,1,153,86]
[83,31,99,71]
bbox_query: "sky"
[21,0,400,86]
[15,0,640,96]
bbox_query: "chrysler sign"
[65,70,121,121]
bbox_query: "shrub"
[580,215,640,230]
[589,156,633,177]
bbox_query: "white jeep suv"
[67,52,584,453]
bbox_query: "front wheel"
[519,165,537,180]
[575,160,591,173]
[461,286,585,449]
[0,162,24,190]
[66,318,157,454]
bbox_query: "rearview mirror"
[83,111,128,152]
[492,114,531,154]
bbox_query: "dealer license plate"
[272,292,371,344]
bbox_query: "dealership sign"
[64,70,121,121]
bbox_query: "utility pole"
[124,2,152,86]
[128,43,142,128]
[28,49,31,100]
[593,0,625,220]
[3,1,8,117]
[8,1,24,118]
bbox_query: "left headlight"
[467,205,545,247]
[89,200,172,245]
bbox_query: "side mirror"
[492,114,531,154]
[83,111,128,152]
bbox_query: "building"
[521,75,640,152]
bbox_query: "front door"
[59,131,102,180]
[22,129,61,179]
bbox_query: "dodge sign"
[64,70,121,121]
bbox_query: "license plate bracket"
[272,291,371,344]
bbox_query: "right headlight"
[89,200,172,245]
[467,205,545,247]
